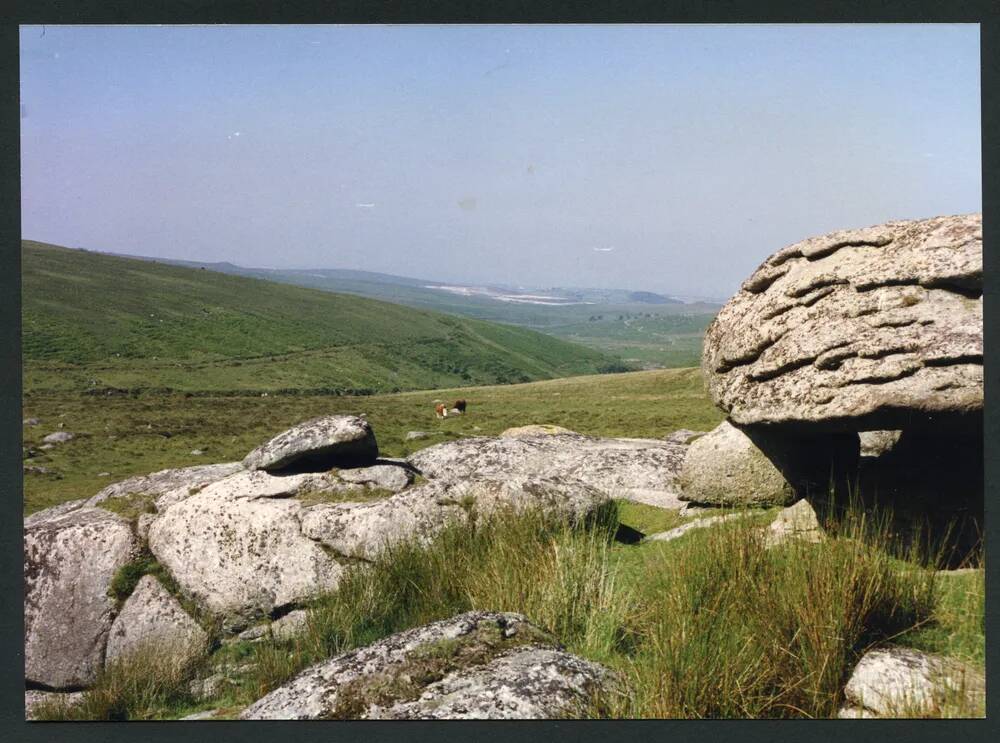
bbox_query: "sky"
[20,24,981,299]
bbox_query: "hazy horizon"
[20,24,981,298]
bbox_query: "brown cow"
[453,399,467,414]
[435,403,448,419]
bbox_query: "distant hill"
[21,241,613,394]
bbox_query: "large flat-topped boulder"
[243,415,378,472]
[25,507,142,689]
[703,214,982,431]
[408,431,688,509]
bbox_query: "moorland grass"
[46,496,981,721]
[23,367,724,514]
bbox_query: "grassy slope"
[143,258,720,369]
[22,241,611,394]
[22,367,722,514]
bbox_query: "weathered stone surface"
[763,499,825,549]
[301,476,609,562]
[25,507,141,689]
[843,646,985,717]
[240,611,614,720]
[663,428,707,446]
[147,471,344,625]
[42,431,74,444]
[501,424,575,438]
[409,431,687,509]
[85,462,244,511]
[243,415,378,472]
[678,421,795,507]
[24,690,85,720]
[644,512,752,543]
[271,609,310,641]
[105,575,208,668]
[859,430,903,458]
[337,462,413,492]
[703,214,982,432]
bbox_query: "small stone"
[763,499,825,549]
[42,431,74,444]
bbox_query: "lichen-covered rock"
[763,499,825,549]
[301,476,609,562]
[24,690,85,720]
[663,428,707,445]
[409,431,687,509]
[644,512,752,543]
[843,646,985,717]
[25,507,141,688]
[678,421,795,506]
[240,611,615,719]
[147,471,344,626]
[501,424,575,437]
[85,462,245,509]
[243,415,378,472]
[42,431,74,444]
[703,214,982,432]
[105,575,208,668]
[337,462,413,492]
[859,430,903,458]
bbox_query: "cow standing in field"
[435,403,448,419]
[453,399,467,414]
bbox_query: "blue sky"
[20,24,981,298]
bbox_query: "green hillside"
[22,241,612,394]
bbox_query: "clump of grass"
[234,504,627,705]
[96,492,156,521]
[31,643,201,721]
[608,509,937,719]
[296,486,396,506]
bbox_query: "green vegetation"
[23,367,723,514]
[22,241,612,395]
[42,499,982,721]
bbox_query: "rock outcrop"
[301,476,609,562]
[85,462,244,510]
[104,575,208,668]
[703,213,982,432]
[243,415,378,472]
[841,646,985,717]
[409,431,688,509]
[147,471,345,627]
[240,611,615,719]
[678,421,795,506]
[25,507,141,689]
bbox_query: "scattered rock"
[23,417,41,426]
[678,421,795,507]
[105,575,208,668]
[644,512,752,543]
[271,609,310,641]
[337,462,413,493]
[842,646,985,717]
[243,415,378,472]
[96,471,111,477]
[663,428,707,446]
[24,690,85,720]
[23,465,54,476]
[301,476,609,562]
[39,443,54,451]
[703,213,982,432]
[42,431,74,444]
[405,431,437,441]
[500,424,574,437]
[191,449,205,456]
[409,431,688,509]
[859,430,903,458]
[179,709,224,720]
[24,507,141,688]
[763,499,825,549]
[240,611,615,720]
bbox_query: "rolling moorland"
[22,241,615,395]
[22,221,984,720]
[112,252,720,369]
